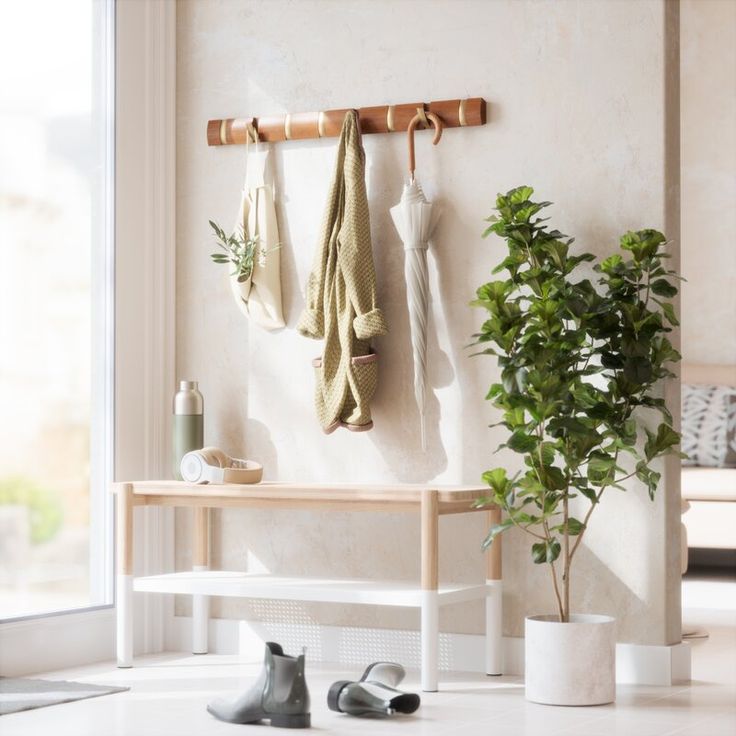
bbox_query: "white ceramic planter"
[525,614,616,706]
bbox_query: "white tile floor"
[2,583,735,736]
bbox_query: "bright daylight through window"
[0,0,113,619]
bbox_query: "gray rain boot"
[207,642,311,728]
[327,662,420,717]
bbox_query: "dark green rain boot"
[327,662,420,717]
[207,642,310,728]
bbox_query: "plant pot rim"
[526,613,615,625]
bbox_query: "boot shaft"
[263,643,310,716]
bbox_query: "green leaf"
[565,517,585,535]
[507,430,538,453]
[508,185,535,204]
[476,281,509,303]
[537,464,568,491]
[644,423,681,461]
[546,539,562,562]
[635,460,662,500]
[599,254,624,274]
[656,300,680,326]
[531,539,561,564]
[538,442,556,467]
[578,486,599,504]
[482,468,510,495]
[485,383,505,401]
[621,418,638,445]
[620,229,666,261]
[481,519,514,551]
[587,451,616,486]
[651,279,677,298]
[623,357,653,384]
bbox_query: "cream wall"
[681,0,736,366]
[175,0,681,645]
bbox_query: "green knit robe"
[297,111,388,433]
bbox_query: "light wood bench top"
[114,480,494,514]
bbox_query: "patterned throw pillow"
[681,384,736,467]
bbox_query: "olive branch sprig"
[209,220,280,283]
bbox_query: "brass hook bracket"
[245,121,258,145]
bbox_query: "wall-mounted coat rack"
[207,97,486,146]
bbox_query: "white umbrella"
[230,139,285,331]
[390,168,441,449]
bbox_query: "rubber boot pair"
[207,642,310,728]
[328,662,420,717]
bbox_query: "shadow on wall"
[503,526,648,639]
[271,158,304,328]
[431,194,491,484]
[243,418,279,477]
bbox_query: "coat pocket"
[350,352,379,418]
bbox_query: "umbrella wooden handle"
[407,111,443,181]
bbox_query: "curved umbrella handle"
[407,109,443,182]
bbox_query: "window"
[0,0,114,620]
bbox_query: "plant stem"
[504,512,547,541]
[549,560,564,622]
[562,496,570,622]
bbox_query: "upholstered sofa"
[681,364,736,550]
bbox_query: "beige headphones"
[180,447,263,485]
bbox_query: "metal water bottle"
[173,381,204,479]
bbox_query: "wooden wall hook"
[207,97,486,146]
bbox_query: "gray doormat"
[0,677,128,715]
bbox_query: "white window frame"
[89,0,117,615]
[0,0,176,676]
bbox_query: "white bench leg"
[192,565,209,654]
[421,491,439,692]
[116,574,134,667]
[115,483,134,668]
[485,507,503,676]
[485,579,503,675]
[421,590,439,691]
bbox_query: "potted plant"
[471,186,683,706]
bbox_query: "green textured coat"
[297,111,388,433]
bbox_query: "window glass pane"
[0,0,112,618]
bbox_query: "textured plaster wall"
[175,0,681,645]
[681,0,736,366]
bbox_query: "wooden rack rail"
[207,97,486,146]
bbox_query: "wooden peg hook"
[407,109,443,181]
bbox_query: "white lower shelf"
[133,571,493,607]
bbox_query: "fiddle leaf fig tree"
[471,186,683,623]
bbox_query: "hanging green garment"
[297,110,388,433]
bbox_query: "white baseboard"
[167,615,690,686]
[616,640,691,685]
[0,608,115,677]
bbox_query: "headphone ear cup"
[200,447,229,468]
[180,451,206,483]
